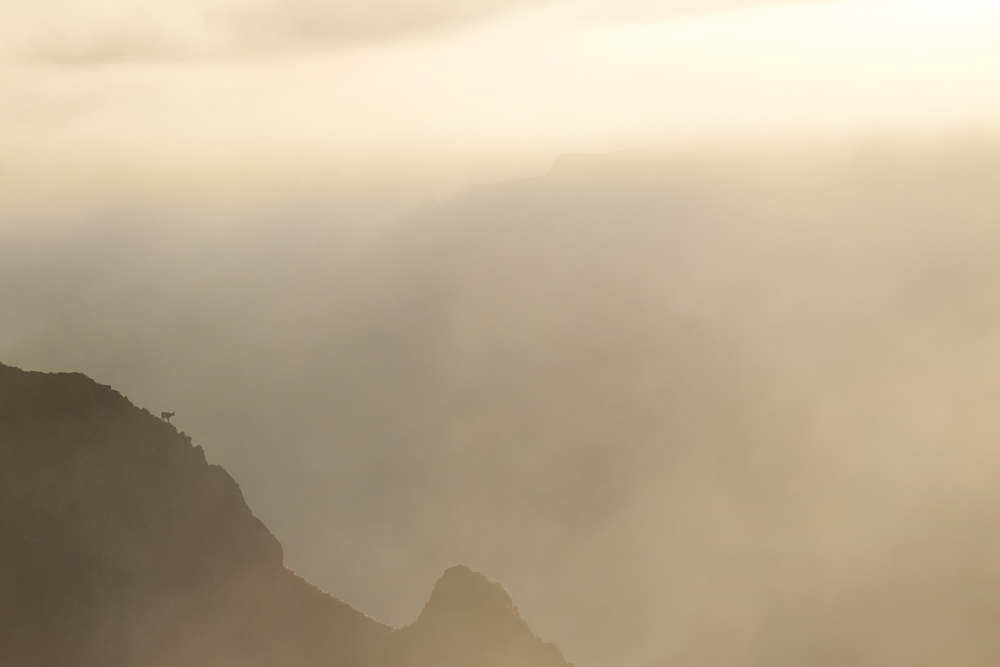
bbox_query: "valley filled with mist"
[4,141,1000,666]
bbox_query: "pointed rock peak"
[424,565,515,618]
[395,565,572,667]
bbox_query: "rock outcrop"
[0,363,570,667]
[387,565,568,667]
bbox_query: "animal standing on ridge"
[161,412,175,423]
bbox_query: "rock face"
[388,565,568,667]
[0,363,570,667]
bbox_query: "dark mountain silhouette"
[388,565,569,667]
[0,362,571,667]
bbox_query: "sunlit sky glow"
[2,0,999,201]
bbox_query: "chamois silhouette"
[160,411,175,423]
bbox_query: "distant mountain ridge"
[0,362,570,667]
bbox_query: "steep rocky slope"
[0,362,570,667]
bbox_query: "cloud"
[0,0,549,63]
[0,0,225,63]
[0,0,829,64]
[226,0,550,51]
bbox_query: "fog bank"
[3,141,1000,666]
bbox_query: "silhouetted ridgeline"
[0,362,570,667]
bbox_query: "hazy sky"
[2,0,999,212]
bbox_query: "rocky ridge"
[0,362,570,667]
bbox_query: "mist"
[3,138,1000,666]
[4,0,1000,662]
